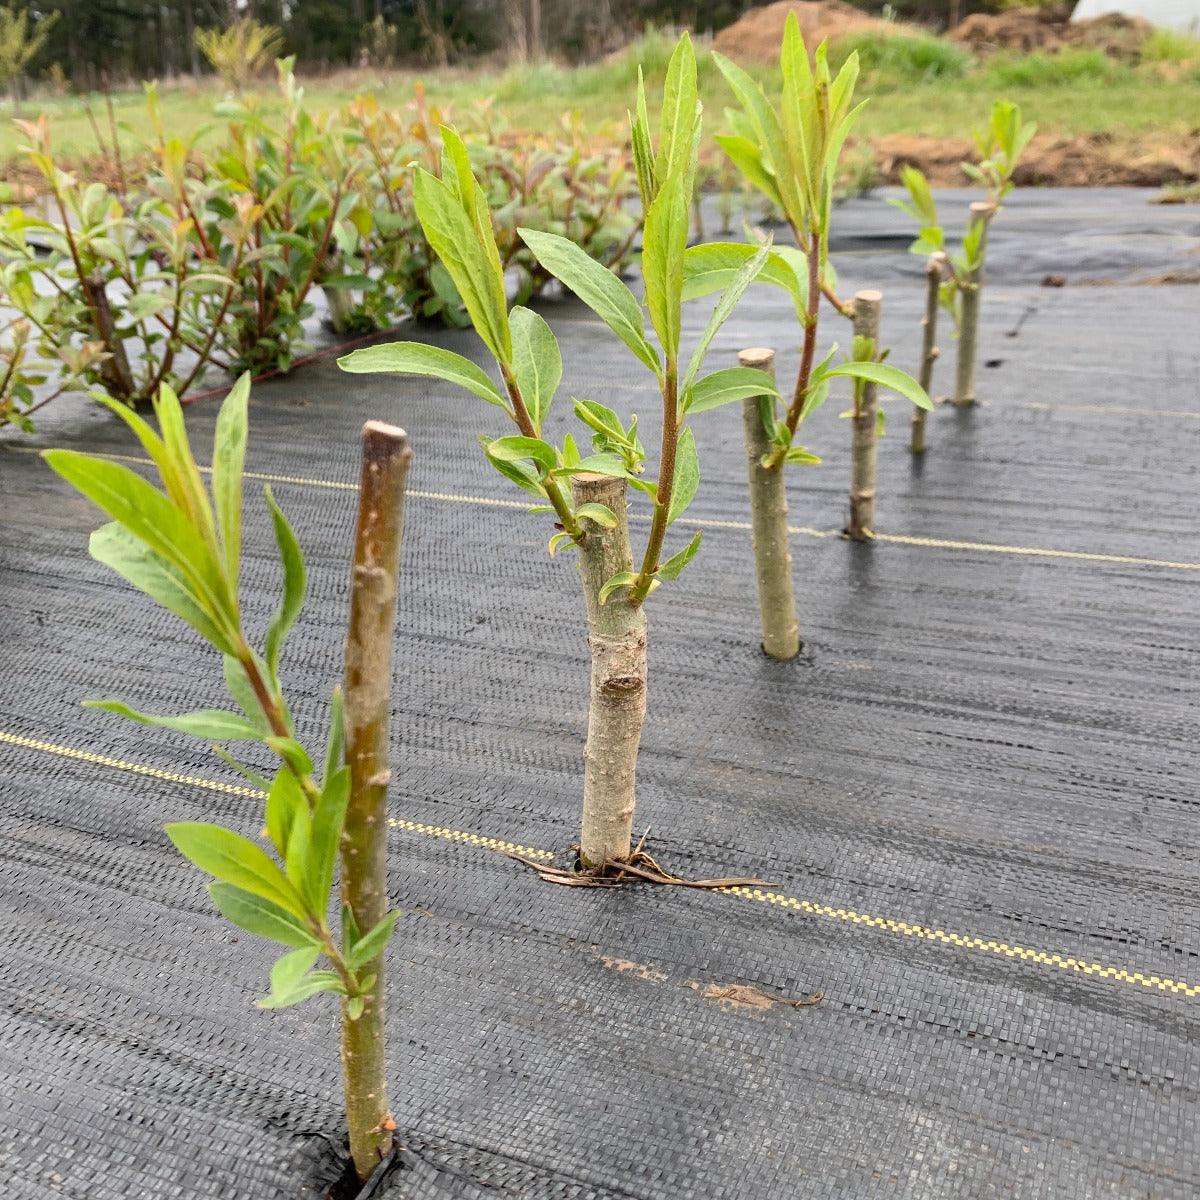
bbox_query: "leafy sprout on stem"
[341,34,781,604]
[41,378,398,1017]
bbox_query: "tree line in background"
[6,0,978,93]
[7,1,749,90]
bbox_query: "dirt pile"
[875,130,1200,188]
[713,0,906,60]
[949,9,1153,60]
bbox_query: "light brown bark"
[954,203,993,408]
[847,290,881,541]
[341,420,411,1181]
[911,252,946,455]
[738,348,800,660]
[571,473,647,869]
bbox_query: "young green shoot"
[42,379,407,1183]
[340,34,775,867]
[690,16,930,650]
[891,100,1036,409]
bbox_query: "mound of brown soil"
[949,8,1152,60]
[713,0,904,61]
[875,130,1200,188]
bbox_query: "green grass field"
[4,29,1200,176]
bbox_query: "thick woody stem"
[738,348,800,660]
[847,290,881,541]
[571,473,647,869]
[911,252,946,455]
[341,421,411,1182]
[954,202,993,408]
[82,271,136,402]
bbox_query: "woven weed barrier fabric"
[0,189,1197,1198]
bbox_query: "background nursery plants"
[0,67,638,434]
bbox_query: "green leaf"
[599,570,637,605]
[342,902,361,951]
[484,449,544,497]
[683,244,770,392]
[208,882,317,949]
[309,767,349,915]
[686,366,779,415]
[657,530,702,581]
[655,33,699,197]
[573,398,627,443]
[346,995,366,1020]
[823,361,933,411]
[713,134,782,211]
[518,227,659,375]
[486,435,557,474]
[565,453,631,479]
[642,181,689,361]
[347,909,400,972]
[910,227,945,257]
[712,49,795,215]
[629,71,656,208]
[166,821,307,918]
[683,241,810,326]
[575,502,617,529]
[265,768,308,859]
[222,655,270,733]
[43,450,232,625]
[413,168,510,363]
[212,373,250,592]
[83,699,261,742]
[263,485,306,683]
[899,165,938,227]
[784,445,822,466]
[509,306,561,432]
[257,971,344,1009]
[265,735,315,778]
[339,342,508,411]
[667,428,698,526]
[270,945,320,998]
[323,687,344,789]
[90,393,180,503]
[151,384,219,548]
[88,523,234,654]
[211,746,273,792]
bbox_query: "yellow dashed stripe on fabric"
[25,448,1198,571]
[0,730,553,862]
[716,886,1200,998]
[871,532,1200,571]
[389,816,553,862]
[0,729,263,799]
[2,728,1194,1000]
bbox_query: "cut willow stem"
[911,251,947,456]
[738,348,800,660]
[847,290,881,541]
[341,420,411,1182]
[571,473,648,870]
[82,270,136,402]
[954,202,994,409]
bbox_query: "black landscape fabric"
[1,189,1197,1199]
